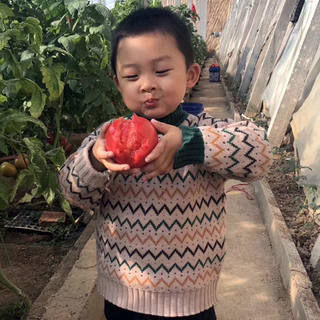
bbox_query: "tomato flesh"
[105,114,158,168]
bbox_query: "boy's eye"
[123,75,138,80]
[156,69,171,75]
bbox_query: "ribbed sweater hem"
[97,270,217,317]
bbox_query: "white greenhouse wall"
[218,0,320,211]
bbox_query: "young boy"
[59,7,272,320]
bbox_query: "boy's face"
[114,32,200,119]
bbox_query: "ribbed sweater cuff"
[173,126,204,169]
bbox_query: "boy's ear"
[186,63,201,89]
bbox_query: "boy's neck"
[136,105,189,126]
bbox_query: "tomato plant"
[0,0,130,215]
[112,0,162,25]
[105,114,158,168]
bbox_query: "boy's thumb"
[150,119,170,134]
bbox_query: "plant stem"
[0,231,11,265]
[0,265,31,319]
[53,96,63,148]
[0,155,17,163]
[0,133,25,146]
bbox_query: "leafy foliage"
[0,0,129,214]
[112,0,163,26]
[0,0,208,214]
[1,0,125,133]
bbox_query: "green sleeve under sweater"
[173,125,204,169]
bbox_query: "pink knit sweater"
[59,109,272,317]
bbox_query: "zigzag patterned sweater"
[59,106,272,317]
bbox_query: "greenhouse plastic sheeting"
[261,0,318,118]
[220,0,255,71]
[291,72,320,208]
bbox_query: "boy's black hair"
[111,7,194,74]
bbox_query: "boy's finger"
[102,160,130,172]
[145,140,165,163]
[98,150,114,159]
[150,119,171,134]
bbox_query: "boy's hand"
[91,123,131,173]
[140,119,182,181]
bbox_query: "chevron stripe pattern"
[200,119,272,181]
[59,111,272,316]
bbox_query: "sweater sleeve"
[58,125,112,212]
[174,115,273,181]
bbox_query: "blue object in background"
[209,64,220,82]
[181,102,203,115]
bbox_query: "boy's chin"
[139,109,168,119]
[143,107,178,119]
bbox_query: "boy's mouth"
[144,98,158,108]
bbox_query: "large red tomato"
[105,114,158,168]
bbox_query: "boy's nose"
[142,86,155,93]
[141,77,156,93]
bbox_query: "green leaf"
[31,88,46,118]
[23,17,43,48]
[17,192,34,204]
[0,4,14,19]
[94,4,112,19]
[3,79,23,97]
[0,94,7,104]
[20,50,35,62]
[41,45,74,58]
[46,147,66,168]
[18,186,40,204]
[60,197,72,216]
[4,49,23,79]
[0,139,9,155]
[43,187,55,205]
[58,34,82,53]
[23,79,47,118]
[64,0,88,16]
[24,138,49,192]
[98,43,109,69]
[9,169,34,202]
[89,25,105,35]
[0,178,12,210]
[3,79,46,118]
[41,64,65,102]
[0,32,11,51]
[0,109,47,135]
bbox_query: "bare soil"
[266,150,320,305]
[0,212,85,319]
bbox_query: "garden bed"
[266,149,320,306]
[0,207,89,320]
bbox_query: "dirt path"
[190,58,293,319]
